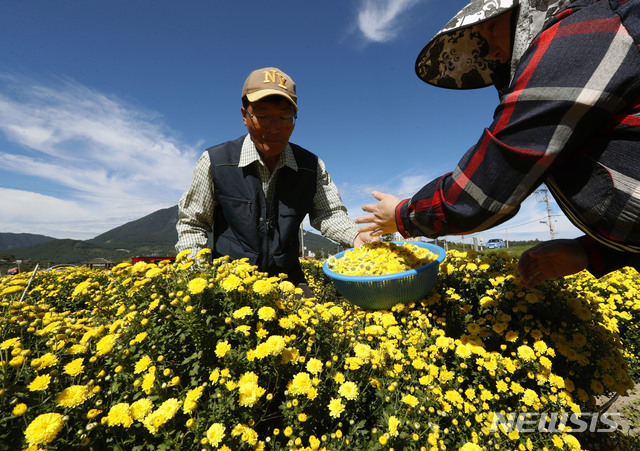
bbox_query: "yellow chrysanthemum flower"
[24,412,65,445]
[183,385,205,413]
[9,355,24,367]
[86,408,102,419]
[187,277,207,295]
[278,281,295,293]
[517,345,536,362]
[175,249,192,262]
[37,352,59,370]
[563,433,582,450]
[455,343,472,359]
[388,415,400,437]
[142,372,156,394]
[231,423,258,446]
[72,280,92,298]
[130,398,154,420]
[196,248,211,258]
[95,334,118,356]
[306,358,323,375]
[56,385,90,408]
[134,355,153,374]
[257,306,277,321]
[288,372,313,396]
[206,423,226,447]
[132,332,148,344]
[13,403,27,416]
[253,279,275,295]
[460,443,483,451]
[221,274,242,291]
[238,372,265,407]
[233,306,253,319]
[1,284,25,295]
[67,344,87,355]
[338,381,359,401]
[215,341,232,358]
[107,403,133,428]
[327,398,345,418]
[142,398,181,434]
[401,394,419,407]
[28,374,51,392]
[63,358,85,377]
[0,337,21,350]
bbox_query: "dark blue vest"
[208,136,318,284]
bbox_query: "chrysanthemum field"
[2,248,640,451]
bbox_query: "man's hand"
[353,230,380,247]
[518,239,589,288]
[355,191,402,237]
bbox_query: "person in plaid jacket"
[357,0,640,287]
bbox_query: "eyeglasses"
[246,111,296,128]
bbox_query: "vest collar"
[239,134,298,172]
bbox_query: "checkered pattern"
[176,135,358,256]
[398,0,640,272]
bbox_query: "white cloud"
[357,0,421,42]
[0,75,201,239]
[0,188,109,239]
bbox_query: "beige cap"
[241,67,298,110]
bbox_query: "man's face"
[242,97,296,162]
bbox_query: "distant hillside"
[301,230,343,259]
[87,205,181,256]
[0,233,56,251]
[3,206,342,265]
[3,239,121,265]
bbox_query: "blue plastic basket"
[322,241,446,310]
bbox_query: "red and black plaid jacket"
[397,0,640,276]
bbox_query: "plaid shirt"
[397,0,640,275]
[176,135,359,256]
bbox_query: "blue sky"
[0,0,580,244]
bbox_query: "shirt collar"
[239,134,298,171]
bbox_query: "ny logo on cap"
[263,69,288,91]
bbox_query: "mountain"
[1,206,342,265]
[301,229,343,259]
[87,205,181,255]
[0,233,57,251]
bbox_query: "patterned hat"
[415,0,577,90]
[415,0,517,90]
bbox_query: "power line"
[503,215,563,230]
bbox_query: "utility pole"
[535,186,556,239]
[300,224,305,258]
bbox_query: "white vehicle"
[486,238,506,249]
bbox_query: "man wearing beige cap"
[176,67,375,288]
